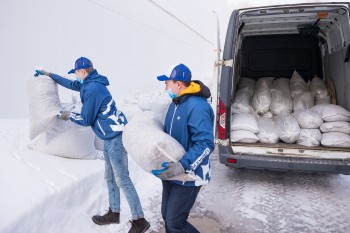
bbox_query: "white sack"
[293,109,323,129]
[273,78,290,94]
[27,77,99,159]
[251,81,271,115]
[292,92,314,111]
[297,129,322,147]
[310,76,329,99]
[320,122,350,134]
[270,89,293,115]
[237,77,255,97]
[275,114,300,143]
[311,104,350,122]
[231,113,259,133]
[321,132,350,148]
[256,117,279,143]
[28,120,98,159]
[231,130,259,143]
[27,77,61,140]
[255,77,274,90]
[122,111,201,182]
[232,87,253,114]
[261,111,274,119]
[290,70,309,97]
[315,95,331,105]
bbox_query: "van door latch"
[215,59,233,67]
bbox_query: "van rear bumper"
[218,146,350,175]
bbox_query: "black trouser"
[161,180,201,233]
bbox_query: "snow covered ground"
[2,116,350,233]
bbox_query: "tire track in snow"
[196,153,350,233]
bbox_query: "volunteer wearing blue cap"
[152,64,215,233]
[34,57,150,233]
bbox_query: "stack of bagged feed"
[230,70,350,148]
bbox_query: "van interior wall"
[239,34,323,81]
[323,15,350,111]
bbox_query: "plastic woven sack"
[122,111,201,182]
[311,104,350,122]
[231,130,259,143]
[321,132,350,148]
[27,77,99,159]
[297,129,322,147]
[232,87,253,114]
[27,76,61,140]
[293,109,323,129]
[256,117,279,143]
[251,81,271,115]
[275,114,300,143]
[310,76,329,99]
[273,78,290,94]
[290,70,309,97]
[270,89,293,116]
[237,77,255,97]
[320,122,350,134]
[292,92,314,111]
[231,113,259,133]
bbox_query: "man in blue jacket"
[34,57,149,233]
[152,64,215,233]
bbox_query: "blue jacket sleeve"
[179,103,215,173]
[70,86,100,126]
[49,73,81,91]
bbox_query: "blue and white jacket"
[50,70,127,140]
[164,80,215,186]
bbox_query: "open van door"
[212,11,221,139]
[215,10,238,145]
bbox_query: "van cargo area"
[217,2,350,174]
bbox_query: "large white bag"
[320,122,350,134]
[270,89,293,116]
[27,77,99,159]
[292,92,314,111]
[311,104,350,122]
[256,117,279,143]
[293,109,323,129]
[297,129,322,147]
[27,76,61,140]
[231,130,259,143]
[290,70,309,97]
[251,81,271,115]
[122,111,201,182]
[275,114,300,143]
[321,132,350,148]
[232,88,254,114]
[231,113,259,133]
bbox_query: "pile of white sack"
[231,70,350,148]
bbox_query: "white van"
[216,2,350,174]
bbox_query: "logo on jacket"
[177,116,181,120]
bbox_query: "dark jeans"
[161,180,202,233]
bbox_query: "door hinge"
[215,59,233,67]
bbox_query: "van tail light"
[218,99,227,139]
[227,158,237,163]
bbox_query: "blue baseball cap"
[68,57,93,74]
[157,64,192,82]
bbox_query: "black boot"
[92,208,120,225]
[128,218,150,233]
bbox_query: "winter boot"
[128,218,150,233]
[92,208,120,225]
